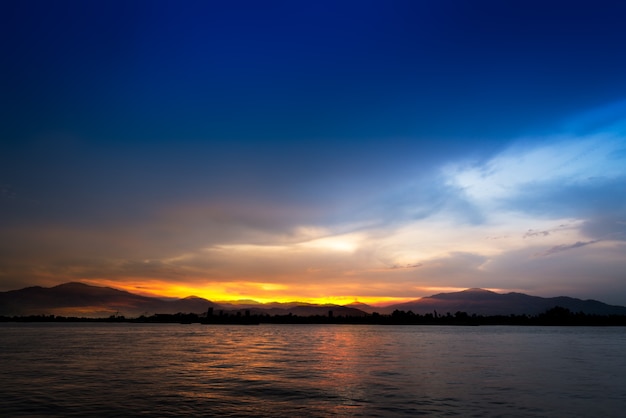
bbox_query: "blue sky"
[2,0,626,304]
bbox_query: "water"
[1,324,625,417]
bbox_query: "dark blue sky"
[2,1,626,303]
[5,0,626,143]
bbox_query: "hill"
[385,288,626,316]
[0,282,219,318]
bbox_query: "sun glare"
[299,234,361,253]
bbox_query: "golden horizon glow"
[79,278,422,306]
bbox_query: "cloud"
[523,229,551,238]
[445,134,626,211]
[387,262,423,270]
[523,223,576,239]
[538,240,600,257]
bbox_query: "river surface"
[1,323,625,417]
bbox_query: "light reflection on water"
[1,324,625,417]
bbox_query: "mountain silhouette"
[0,282,366,318]
[0,282,219,317]
[1,282,625,318]
[385,288,626,316]
[345,301,378,314]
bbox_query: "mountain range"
[1,282,625,318]
[385,288,626,316]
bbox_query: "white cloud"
[444,134,626,208]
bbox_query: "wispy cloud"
[523,223,574,239]
[538,240,600,257]
[524,229,551,238]
[444,134,626,212]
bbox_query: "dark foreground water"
[1,324,625,417]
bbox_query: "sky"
[2,0,626,305]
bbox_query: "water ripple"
[1,324,625,417]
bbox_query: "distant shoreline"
[3,306,626,326]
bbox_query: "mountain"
[0,282,366,318]
[215,299,265,309]
[2,283,625,318]
[0,282,219,318]
[384,288,626,316]
[345,301,378,314]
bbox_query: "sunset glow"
[80,278,414,306]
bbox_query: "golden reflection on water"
[166,325,397,415]
[172,325,426,416]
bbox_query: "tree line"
[2,306,626,325]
